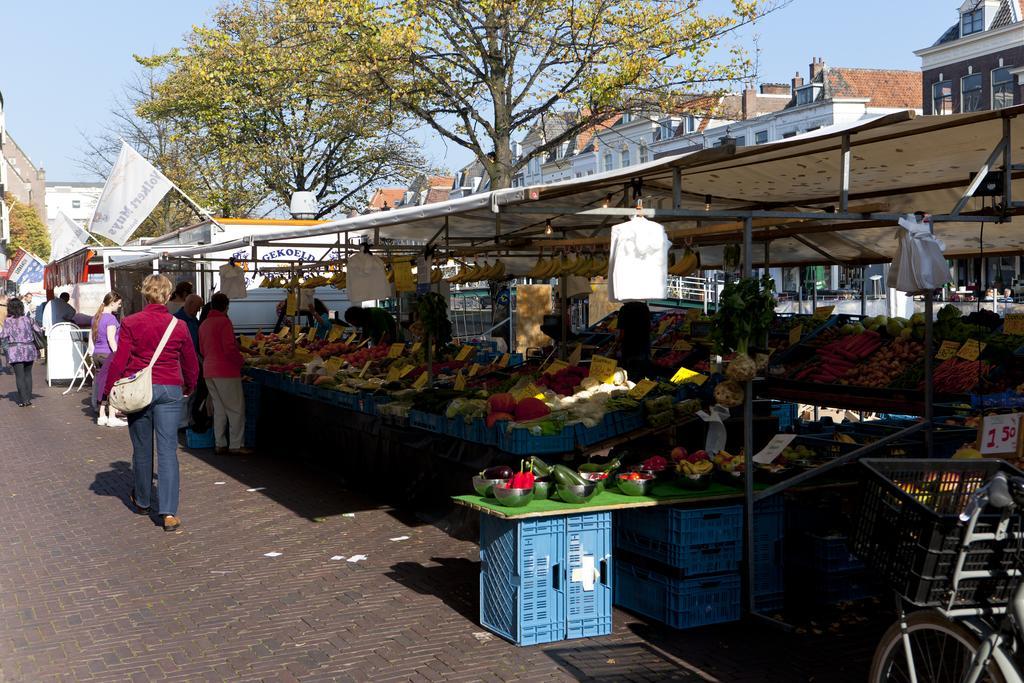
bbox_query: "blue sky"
[1,1,957,183]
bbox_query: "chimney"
[791,71,804,93]
[809,57,824,81]
[760,83,791,95]
[742,87,757,119]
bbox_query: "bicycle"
[859,461,1024,683]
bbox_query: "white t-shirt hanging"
[346,251,391,304]
[218,263,248,299]
[608,215,670,302]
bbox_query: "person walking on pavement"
[0,298,42,406]
[91,292,127,427]
[199,293,252,455]
[103,275,199,533]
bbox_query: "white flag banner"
[49,211,89,261]
[88,142,174,245]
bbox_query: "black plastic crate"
[852,459,1024,607]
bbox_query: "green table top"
[453,479,763,518]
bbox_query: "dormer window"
[795,85,820,106]
[961,8,983,36]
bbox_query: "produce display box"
[614,561,740,630]
[479,511,611,646]
[409,409,447,434]
[359,392,391,416]
[607,410,646,437]
[328,390,361,412]
[771,401,799,431]
[185,427,215,449]
[752,497,786,600]
[500,426,578,455]
[615,504,743,572]
[574,417,612,447]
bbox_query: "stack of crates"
[787,494,879,607]
[613,501,785,628]
[479,512,612,645]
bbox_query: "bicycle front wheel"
[869,611,1006,683]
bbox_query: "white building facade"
[45,182,104,228]
[0,89,8,270]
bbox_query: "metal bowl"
[579,471,610,483]
[533,479,553,500]
[677,473,712,490]
[616,473,655,496]
[556,482,598,504]
[493,486,535,507]
[472,475,510,498]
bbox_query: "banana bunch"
[678,460,713,476]
[450,260,507,284]
[329,272,347,289]
[302,275,329,288]
[524,254,608,279]
[669,248,701,277]
[430,267,444,284]
[834,433,858,445]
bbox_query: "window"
[620,148,630,167]
[603,153,613,172]
[657,121,673,141]
[993,67,1015,109]
[733,136,745,147]
[932,80,953,114]
[782,131,797,139]
[71,199,81,209]
[961,8,983,36]
[639,144,649,164]
[962,73,983,112]
[754,130,768,144]
[796,86,815,105]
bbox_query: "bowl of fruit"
[637,455,671,479]
[472,466,513,497]
[492,469,538,507]
[616,471,655,496]
[672,448,713,489]
[712,450,746,487]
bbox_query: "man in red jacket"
[198,293,252,455]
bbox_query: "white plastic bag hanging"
[887,213,949,293]
[697,405,731,455]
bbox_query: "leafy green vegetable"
[712,275,776,356]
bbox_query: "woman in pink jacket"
[198,293,252,455]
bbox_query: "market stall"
[110,104,1024,644]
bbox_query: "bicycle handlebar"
[959,472,1024,522]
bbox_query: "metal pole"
[559,277,568,361]
[742,217,755,616]
[861,267,868,316]
[924,218,936,453]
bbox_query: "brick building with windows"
[916,0,1024,115]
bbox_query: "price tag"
[410,341,422,355]
[468,363,481,377]
[544,360,570,376]
[497,353,511,368]
[789,325,804,346]
[327,326,343,342]
[291,325,303,339]
[628,378,658,399]
[936,340,959,360]
[979,413,1023,455]
[358,361,372,378]
[670,367,708,385]
[454,370,466,391]
[812,305,835,319]
[672,339,693,352]
[387,343,405,359]
[346,331,358,344]
[239,335,253,348]
[568,344,583,365]
[957,340,986,361]
[412,371,430,390]
[324,357,343,375]
[753,434,798,464]
[305,328,317,342]
[286,293,298,316]
[455,345,475,362]
[1004,314,1024,335]
[385,365,403,382]
[588,355,618,382]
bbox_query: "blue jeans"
[128,384,183,516]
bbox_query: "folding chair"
[64,331,95,395]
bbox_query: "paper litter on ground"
[263,551,282,557]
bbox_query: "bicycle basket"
[852,459,1024,608]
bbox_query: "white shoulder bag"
[108,318,179,414]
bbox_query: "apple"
[670,447,688,463]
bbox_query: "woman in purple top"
[0,297,42,406]
[91,292,124,427]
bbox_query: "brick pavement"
[0,366,889,682]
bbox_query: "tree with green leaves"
[291,0,784,189]
[137,0,425,219]
[5,193,50,261]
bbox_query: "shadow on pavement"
[384,557,480,624]
[87,460,163,528]
[544,641,699,681]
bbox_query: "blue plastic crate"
[409,410,447,434]
[359,392,391,416]
[292,381,316,399]
[574,416,612,447]
[461,417,499,445]
[446,418,465,439]
[500,426,577,455]
[607,410,645,436]
[615,505,743,571]
[480,512,612,646]
[794,568,880,606]
[792,533,864,574]
[328,390,361,411]
[755,591,785,614]
[185,428,215,449]
[771,402,799,431]
[753,498,785,599]
[614,561,740,630]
